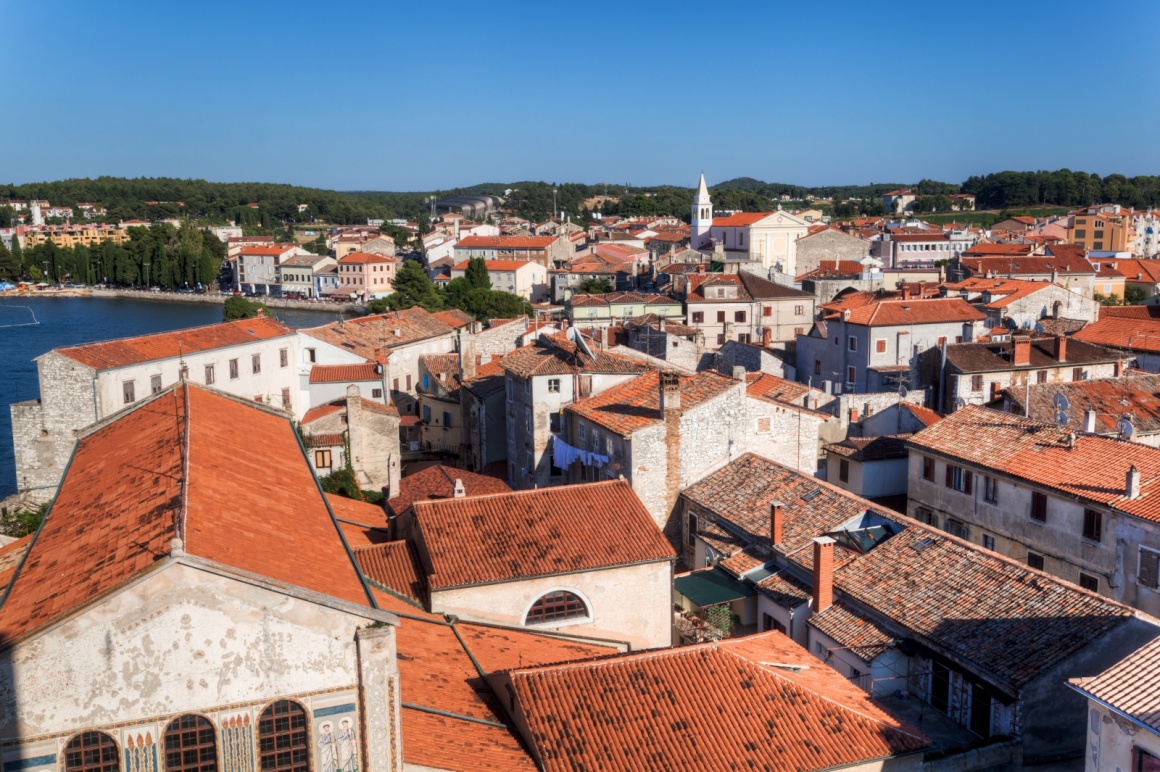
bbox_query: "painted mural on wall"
[312,698,359,772]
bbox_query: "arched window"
[257,701,309,772]
[525,591,589,625]
[164,715,217,772]
[63,732,119,772]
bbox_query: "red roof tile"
[412,480,674,590]
[432,308,476,329]
[711,212,774,226]
[450,259,538,271]
[55,316,295,370]
[457,236,558,249]
[838,297,985,326]
[353,541,426,603]
[1070,634,1160,733]
[385,464,511,518]
[0,385,372,642]
[309,363,381,383]
[300,307,457,361]
[1073,315,1160,353]
[566,371,738,436]
[338,251,395,264]
[498,338,651,379]
[499,632,929,771]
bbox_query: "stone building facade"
[794,228,870,278]
[301,385,401,491]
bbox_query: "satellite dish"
[1056,410,1069,427]
[900,385,909,398]
[1053,393,1070,412]
[567,325,595,359]
[954,397,966,411]
[1119,417,1136,440]
[1034,322,1045,334]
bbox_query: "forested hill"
[4,170,1160,227]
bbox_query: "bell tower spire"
[692,172,713,250]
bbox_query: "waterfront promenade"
[1,286,368,315]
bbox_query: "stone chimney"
[1053,335,1067,363]
[1084,409,1097,433]
[1128,465,1141,500]
[762,326,772,348]
[453,478,466,498]
[732,365,746,382]
[1013,337,1032,367]
[770,501,784,546]
[458,329,476,380]
[659,371,682,417]
[811,536,836,613]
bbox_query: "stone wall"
[304,387,400,490]
[744,397,830,474]
[795,229,871,278]
[715,341,795,379]
[475,317,529,359]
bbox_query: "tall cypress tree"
[0,241,17,281]
[9,237,23,276]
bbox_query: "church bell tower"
[691,173,713,250]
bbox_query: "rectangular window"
[1079,573,1099,592]
[945,518,969,539]
[922,456,935,481]
[794,305,804,315]
[1083,509,1102,542]
[1036,370,1047,384]
[123,380,136,404]
[971,374,983,392]
[1031,491,1048,522]
[984,475,998,503]
[762,613,785,634]
[548,378,560,393]
[1141,547,1160,590]
[579,423,587,443]
[692,311,704,323]
[281,388,291,410]
[915,508,938,527]
[204,365,215,385]
[717,311,726,323]
[1073,367,1084,381]
[406,375,412,390]
[393,378,399,392]
[814,359,822,376]
[280,348,289,368]
[982,534,995,551]
[422,405,432,422]
[875,339,886,354]
[734,310,746,323]
[306,348,316,363]
[372,388,383,399]
[251,354,261,374]
[314,449,332,469]
[838,459,849,483]
[443,411,452,427]
[1075,229,1086,238]
[1134,747,1160,772]
[229,358,239,379]
[1027,551,1045,570]
[688,513,697,548]
[763,306,772,317]
[847,366,856,385]
[848,337,857,351]
[549,412,561,433]
[717,334,725,345]
[737,333,750,344]
[150,374,162,394]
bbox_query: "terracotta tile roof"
[833,522,1133,689]
[455,622,614,673]
[687,271,812,302]
[385,465,511,518]
[338,251,395,264]
[961,242,1038,257]
[500,633,929,771]
[301,403,343,423]
[0,535,34,595]
[1002,373,1160,435]
[0,385,373,642]
[908,405,1160,524]
[1070,634,1160,733]
[901,403,943,427]
[568,291,678,307]
[796,259,868,281]
[745,372,813,404]
[412,480,675,590]
[301,398,397,428]
[325,493,390,530]
[711,212,773,226]
[1073,315,1160,353]
[838,297,986,327]
[565,371,738,437]
[944,336,1120,373]
[960,252,1093,276]
[623,314,698,336]
[55,316,295,370]
[1110,258,1160,284]
[238,244,298,255]
[457,235,557,249]
[400,710,534,771]
[450,259,537,272]
[308,363,381,383]
[754,570,811,608]
[432,308,476,329]
[309,432,345,447]
[300,307,457,361]
[824,434,912,462]
[498,338,651,379]
[716,546,764,577]
[353,541,426,603]
[808,602,897,662]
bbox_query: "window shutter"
[1141,549,1160,590]
[965,471,973,495]
[945,464,954,488]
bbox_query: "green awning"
[674,568,756,607]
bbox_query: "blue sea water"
[0,296,341,500]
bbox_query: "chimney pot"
[732,365,746,382]
[1054,334,1067,363]
[811,536,836,613]
[453,478,466,498]
[849,407,860,423]
[1084,408,1097,433]
[1013,337,1032,367]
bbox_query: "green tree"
[464,257,490,289]
[576,277,612,294]
[9,237,23,275]
[223,295,268,320]
[0,240,17,280]
[0,207,14,228]
[373,259,443,312]
[1125,285,1148,305]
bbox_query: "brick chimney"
[762,326,772,348]
[659,371,682,416]
[1128,464,1141,500]
[901,285,911,301]
[849,407,860,424]
[770,501,784,546]
[1053,335,1067,363]
[811,536,836,613]
[1013,337,1032,367]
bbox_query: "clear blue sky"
[4,1,1158,191]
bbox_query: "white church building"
[691,173,810,278]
